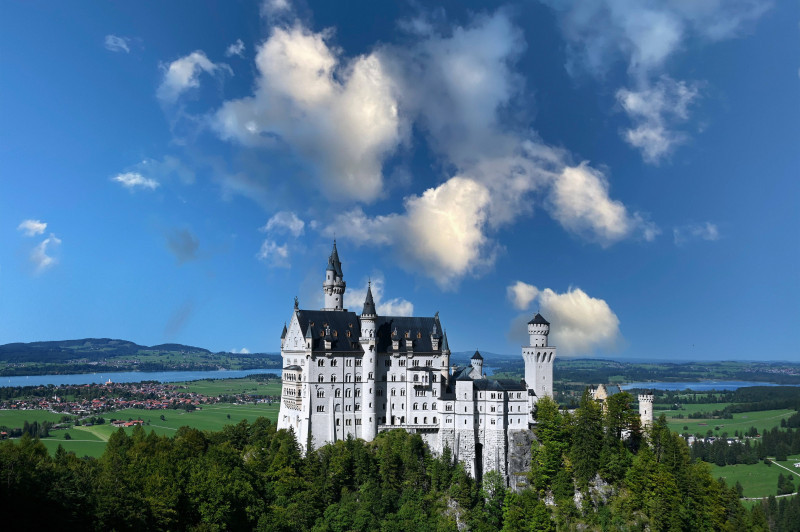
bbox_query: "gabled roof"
[528,313,550,326]
[281,323,287,339]
[375,315,442,353]
[296,310,362,353]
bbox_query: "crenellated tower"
[521,313,556,417]
[323,241,346,310]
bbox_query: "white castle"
[277,243,555,486]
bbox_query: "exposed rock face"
[507,429,533,492]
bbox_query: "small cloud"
[261,211,305,237]
[673,222,720,245]
[165,228,199,264]
[112,172,160,190]
[157,51,232,104]
[104,34,131,53]
[225,39,245,58]
[260,0,291,17]
[257,239,290,267]
[30,233,61,273]
[507,281,539,311]
[231,347,251,354]
[17,219,47,237]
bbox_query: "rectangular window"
[355,359,362,367]
[385,359,392,367]
[318,359,325,367]
[412,360,419,367]
[331,359,337,367]
[399,360,406,367]
[316,405,325,412]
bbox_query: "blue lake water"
[0,369,281,387]
[621,380,797,391]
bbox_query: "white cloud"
[225,39,245,57]
[136,155,195,185]
[617,77,699,163]
[257,239,290,267]
[328,177,493,288]
[30,233,61,273]
[507,281,539,311]
[261,211,305,237]
[673,222,720,245]
[508,283,621,355]
[112,172,160,190]
[541,0,769,162]
[157,51,231,104]
[548,162,656,245]
[17,219,47,237]
[345,274,414,316]
[231,347,251,354]
[104,35,130,53]
[260,0,291,17]
[214,24,404,202]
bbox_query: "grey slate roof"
[283,365,302,371]
[281,323,287,339]
[296,310,362,353]
[471,350,483,360]
[473,379,526,392]
[362,283,377,316]
[326,241,344,277]
[441,331,450,353]
[528,313,550,326]
[375,315,442,353]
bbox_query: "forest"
[3,390,798,531]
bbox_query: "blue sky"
[1,1,797,361]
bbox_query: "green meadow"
[38,403,280,457]
[177,377,281,396]
[0,409,74,428]
[712,455,800,499]
[654,406,795,437]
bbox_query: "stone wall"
[507,429,533,491]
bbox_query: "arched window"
[400,389,406,397]
[331,375,336,383]
[422,403,428,410]
[414,417,418,424]
[391,388,396,396]
[345,388,352,398]
[317,389,324,398]
[413,403,418,410]
[355,388,361,397]
[318,375,324,382]
[335,389,341,398]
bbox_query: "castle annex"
[277,243,555,487]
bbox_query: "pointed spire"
[441,330,450,353]
[305,323,313,339]
[326,240,343,277]
[362,280,377,316]
[281,323,288,339]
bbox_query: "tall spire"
[323,240,346,310]
[362,281,377,316]
[327,240,343,277]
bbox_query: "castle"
[277,242,554,487]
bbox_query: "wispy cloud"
[673,222,720,246]
[104,34,131,53]
[261,211,305,237]
[112,172,160,190]
[225,39,245,58]
[30,233,62,273]
[157,51,232,104]
[257,239,290,267]
[17,219,47,237]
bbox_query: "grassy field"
[655,407,795,437]
[36,403,280,457]
[177,377,281,396]
[0,409,75,428]
[712,454,800,498]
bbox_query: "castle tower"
[360,282,378,440]
[440,330,451,387]
[323,241,346,310]
[638,392,654,429]
[470,350,484,378]
[521,313,556,408]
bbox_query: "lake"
[0,369,281,387]
[620,380,797,391]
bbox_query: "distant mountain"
[0,338,216,363]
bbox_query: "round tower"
[528,313,549,347]
[323,241,346,310]
[638,392,654,428]
[359,282,378,440]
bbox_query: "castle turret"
[638,392,654,429]
[521,313,556,412]
[470,350,484,378]
[441,330,451,386]
[360,282,378,440]
[323,241,346,310]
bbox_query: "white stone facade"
[277,243,556,485]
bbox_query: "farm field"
[0,409,74,427]
[655,407,796,437]
[177,377,281,396]
[37,403,280,457]
[712,454,800,499]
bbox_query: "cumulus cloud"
[166,228,199,264]
[225,39,245,57]
[213,24,404,202]
[104,35,131,53]
[673,222,720,245]
[17,219,47,237]
[508,282,621,355]
[112,172,160,190]
[617,77,699,163]
[157,51,231,104]
[257,239,290,267]
[30,233,61,273]
[261,211,305,237]
[507,281,539,311]
[345,274,414,316]
[541,0,769,162]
